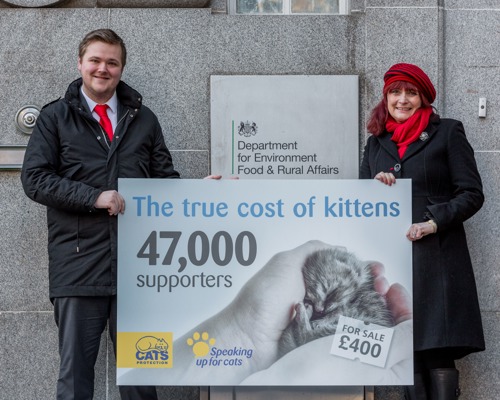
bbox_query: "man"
[21,29,179,400]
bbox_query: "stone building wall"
[0,1,498,399]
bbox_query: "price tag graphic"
[330,315,394,368]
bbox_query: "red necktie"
[94,104,113,141]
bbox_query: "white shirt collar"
[80,87,118,115]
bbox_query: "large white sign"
[117,179,413,386]
[210,75,359,179]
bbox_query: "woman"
[360,63,485,400]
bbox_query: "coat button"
[393,163,401,172]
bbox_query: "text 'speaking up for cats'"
[278,247,394,357]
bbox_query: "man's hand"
[94,190,125,216]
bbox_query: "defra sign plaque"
[210,75,359,179]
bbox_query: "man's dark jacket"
[21,78,180,298]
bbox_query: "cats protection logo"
[117,332,173,368]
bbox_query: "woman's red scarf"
[386,107,433,158]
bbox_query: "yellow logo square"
[117,332,173,368]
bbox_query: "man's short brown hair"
[78,29,127,68]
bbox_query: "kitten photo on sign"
[278,247,394,356]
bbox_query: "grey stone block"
[1,72,76,144]
[210,14,365,75]
[0,9,109,144]
[2,0,217,7]
[209,0,226,13]
[62,0,97,7]
[0,172,51,311]
[111,8,212,151]
[456,312,500,400]
[443,9,500,150]
[365,7,440,112]
[0,0,211,6]
[367,0,438,7]
[466,152,500,311]
[0,312,59,400]
[442,70,500,151]
[444,9,500,68]
[0,311,107,399]
[98,0,210,7]
[171,150,210,178]
[445,0,500,9]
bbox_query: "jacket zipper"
[76,215,80,253]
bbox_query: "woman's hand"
[374,171,396,186]
[406,221,437,241]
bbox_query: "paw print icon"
[187,331,216,357]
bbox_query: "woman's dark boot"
[429,368,461,399]
[404,372,428,400]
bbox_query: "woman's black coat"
[360,114,485,358]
